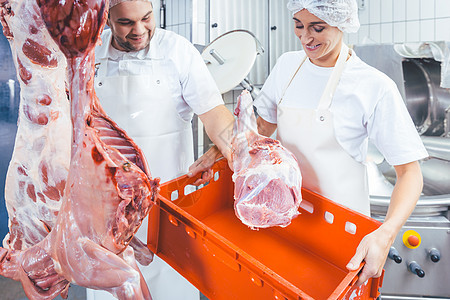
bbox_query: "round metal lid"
[370,194,450,217]
[202,30,262,94]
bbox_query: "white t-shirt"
[254,50,428,166]
[95,28,223,121]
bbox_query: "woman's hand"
[347,161,423,286]
[188,146,222,186]
[346,225,395,286]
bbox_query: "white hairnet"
[109,0,152,9]
[287,0,360,33]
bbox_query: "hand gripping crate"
[147,159,383,300]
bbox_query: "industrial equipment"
[201,29,264,97]
[356,43,450,299]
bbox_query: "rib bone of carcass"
[231,90,302,229]
[0,0,70,251]
[0,0,159,299]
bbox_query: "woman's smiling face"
[293,9,344,67]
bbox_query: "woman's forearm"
[380,161,423,239]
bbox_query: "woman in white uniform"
[89,0,234,299]
[254,0,428,286]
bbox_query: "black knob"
[429,248,441,263]
[388,247,402,264]
[211,23,218,28]
[271,26,277,31]
[408,261,425,278]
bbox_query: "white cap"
[109,0,152,9]
[287,0,360,33]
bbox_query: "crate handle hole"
[184,184,196,196]
[214,171,220,181]
[324,211,334,224]
[299,200,314,214]
[171,190,179,201]
[345,221,357,235]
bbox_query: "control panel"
[379,220,450,298]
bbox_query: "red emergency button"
[403,230,421,249]
[408,235,420,247]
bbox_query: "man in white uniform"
[255,0,428,287]
[89,0,234,299]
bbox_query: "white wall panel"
[393,0,407,22]
[393,22,406,43]
[420,19,435,41]
[269,0,302,71]
[208,0,299,84]
[369,0,381,23]
[436,18,450,40]
[370,23,381,43]
[209,0,269,85]
[406,0,420,20]
[164,0,192,40]
[420,0,435,19]
[357,0,449,45]
[380,23,393,43]
[436,0,450,19]
[380,0,393,23]
[406,20,420,42]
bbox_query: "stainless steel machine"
[355,43,450,299]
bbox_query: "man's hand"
[188,146,222,186]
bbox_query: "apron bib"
[277,44,370,216]
[95,57,194,183]
[88,55,198,300]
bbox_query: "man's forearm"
[199,105,235,161]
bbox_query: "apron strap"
[317,44,349,110]
[277,43,350,108]
[278,54,307,105]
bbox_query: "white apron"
[87,54,198,300]
[276,44,370,216]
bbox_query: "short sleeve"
[254,57,285,124]
[368,80,428,165]
[179,41,224,115]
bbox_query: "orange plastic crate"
[147,159,383,300]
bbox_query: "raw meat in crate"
[231,90,302,229]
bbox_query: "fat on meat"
[0,0,159,299]
[231,90,302,229]
[0,0,71,251]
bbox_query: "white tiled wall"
[164,0,209,46]
[192,0,208,45]
[162,0,202,156]
[164,0,192,40]
[346,0,450,45]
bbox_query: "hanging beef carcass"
[231,90,302,229]
[0,0,153,264]
[0,0,159,298]
[0,0,70,251]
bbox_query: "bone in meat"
[231,90,302,229]
[0,0,159,298]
